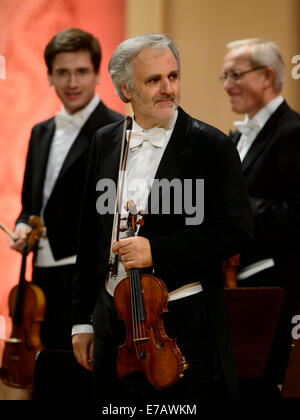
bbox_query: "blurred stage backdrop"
[0,0,125,359]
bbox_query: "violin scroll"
[26,215,45,253]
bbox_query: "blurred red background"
[0,0,125,361]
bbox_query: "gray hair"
[108,33,180,103]
[227,38,285,91]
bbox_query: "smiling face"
[48,50,99,114]
[222,46,270,118]
[121,47,180,129]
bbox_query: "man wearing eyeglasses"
[221,38,300,398]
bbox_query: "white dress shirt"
[234,95,284,161]
[34,94,100,267]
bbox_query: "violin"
[0,215,46,389]
[113,200,189,390]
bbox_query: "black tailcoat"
[73,107,252,399]
[16,101,123,259]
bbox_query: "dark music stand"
[225,287,285,379]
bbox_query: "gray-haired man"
[72,33,252,402]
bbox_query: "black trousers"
[32,265,93,400]
[34,349,93,401]
[92,289,228,403]
[32,264,75,350]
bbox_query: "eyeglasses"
[219,66,266,82]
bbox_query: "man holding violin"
[72,33,252,401]
[8,28,122,399]
[9,28,122,351]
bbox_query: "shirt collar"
[248,95,284,130]
[60,93,100,126]
[131,109,178,135]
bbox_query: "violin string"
[135,269,143,355]
[126,204,147,359]
[130,268,136,342]
[128,229,138,346]
[134,268,147,358]
[139,273,147,358]
[131,268,144,358]
[132,269,140,355]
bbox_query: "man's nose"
[160,78,172,94]
[223,75,236,92]
[68,73,79,87]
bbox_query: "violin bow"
[0,222,16,241]
[109,114,132,274]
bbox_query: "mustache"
[154,94,175,104]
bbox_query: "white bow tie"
[127,128,166,150]
[233,118,260,135]
[55,111,86,130]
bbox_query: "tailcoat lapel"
[33,118,55,207]
[230,131,240,147]
[241,101,288,173]
[58,102,107,180]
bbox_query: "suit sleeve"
[72,135,106,325]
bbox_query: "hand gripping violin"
[113,200,189,390]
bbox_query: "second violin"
[0,215,46,389]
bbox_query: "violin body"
[0,214,46,390]
[1,280,46,388]
[114,273,188,390]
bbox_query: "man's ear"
[263,66,275,89]
[48,74,53,86]
[121,84,132,101]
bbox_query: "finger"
[88,342,94,369]
[113,240,131,255]
[123,260,133,270]
[9,238,25,252]
[112,241,120,254]
[75,345,92,371]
